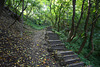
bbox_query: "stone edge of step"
[68,62,84,67]
[45,28,91,67]
[60,58,81,66]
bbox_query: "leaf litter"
[0,26,60,67]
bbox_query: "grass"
[24,21,47,30]
[24,16,49,30]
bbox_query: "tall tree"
[78,0,92,54]
[86,0,100,57]
[21,0,24,37]
[70,0,85,41]
[57,3,62,32]
[67,0,76,42]
[0,0,5,16]
[50,0,52,13]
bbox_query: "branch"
[77,0,91,54]
[8,2,28,28]
[93,14,100,23]
[14,1,21,10]
[27,7,32,17]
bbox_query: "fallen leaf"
[37,65,39,66]
[37,44,39,46]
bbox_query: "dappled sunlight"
[0,0,100,67]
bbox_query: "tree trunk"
[54,14,57,28]
[86,0,100,57]
[58,12,60,32]
[67,0,76,42]
[78,0,91,54]
[21,0,24,37]
[0,0,5,16]
[50,0,52,13]
[85,18,94,58]
[85,14,100,57]
[57,4,62,32]
[70,0,85,41]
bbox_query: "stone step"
[48,40,62,44]
[85,65,92,67]
[45,35,49,40]
[47,46,66,52]
[46,27,52,31]
[63,55,78,60]
[46,31,54,34]
[60,58,80,66]
[45,31,53,36]
[49,44,66,48]
[50,43,65,47]
[54,51,74,56]
[68,62,84,67]
[45,28,92,67]
[55,54,78,61]
[47,33,59,40]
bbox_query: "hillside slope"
[0,7,60,67]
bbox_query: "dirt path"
[22,26,60,67]
[0,25,60,67]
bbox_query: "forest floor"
[0,25,62,67]
[0,25,61,67]
[0,8,60,67]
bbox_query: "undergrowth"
[9,6,49,30]
[54,28,100,67]
[23,16,48,30]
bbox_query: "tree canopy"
[0,0,100,67]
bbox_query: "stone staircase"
[45,27,92,67]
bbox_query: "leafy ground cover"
[0,9,60,66]
[0,26,60,67]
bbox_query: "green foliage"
[5,0,100,66]
[57,31,100,67]
[24,16,48,29]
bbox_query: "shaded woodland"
[0,0,100,67]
